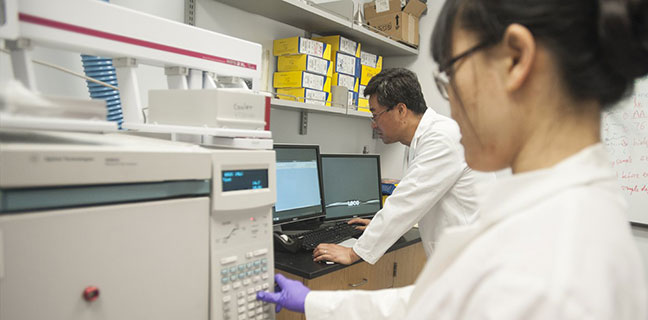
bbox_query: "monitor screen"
[273,144,325,225]
[320,154,382,221]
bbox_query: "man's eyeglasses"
[371,109,391,123]
[433,41,493,100]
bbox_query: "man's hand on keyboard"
[348,218,371,231]
[313,243,361,265]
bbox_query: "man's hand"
[313,243,361,265]
[348,218,371,231]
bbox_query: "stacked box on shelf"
[273,37,332,106]
[313,35,362,108]
[276,87,331,106]
[273,36,332,59]
[358,51,383,112]
[358,85,369,111]
[364,0,427,47]
[273,71,332,94]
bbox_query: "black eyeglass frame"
[433,40,495,100]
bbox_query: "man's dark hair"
[363,68,428,114]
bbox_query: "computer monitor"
[320,154,382,221]
[272,144,326,225]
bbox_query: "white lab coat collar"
[407,108,436,166]
[410,143,614,297]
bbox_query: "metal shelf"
[270,99,372,120]
[347,109,372,118]
[215,0,418,56]
[271,98,347,115]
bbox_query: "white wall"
[632,226,648,288]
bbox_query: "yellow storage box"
[274,71,332,92]
[273,36,332,60]
[276,88,330,106]
[358,98,370,109]
[277,54,332,77]
[312,35,361,57]
[361,64,382,86]
[332,52,361,77]
[332,72,359,92]
[360,51,383,69]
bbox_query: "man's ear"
[397,102,408,117]
[501,23,536,92]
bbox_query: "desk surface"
[274,228,422,279]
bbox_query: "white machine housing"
[0,130,213,320]
[0,0,266,137]
[208,149,276,320]
[149,89,269,131]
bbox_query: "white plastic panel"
[210,149,276,212]
[0,197,210,320]
[9,0,261,85]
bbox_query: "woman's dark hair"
[363,68,428,114]
[431,0,648,108]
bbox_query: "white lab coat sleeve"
[304,285,414,320]
[353,130,465,264]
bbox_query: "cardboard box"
[312,35,361,57]
[365,0,426,47]
[332,51,361,77]
[273,36,332,60]
[402,0,427,18]
[276,87,330,106]
[363,0,401,20]
[332,72,359,92]
[367,12,419,46]
[274,71,332,92]
[277,54,332,77]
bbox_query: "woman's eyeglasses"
[433,41,493,100]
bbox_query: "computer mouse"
[273,231,302,253]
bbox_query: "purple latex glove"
[256,273,310,313]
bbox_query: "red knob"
[82,286,100,302]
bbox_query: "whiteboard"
[602,77,648,226]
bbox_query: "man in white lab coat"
[313,68,491,265]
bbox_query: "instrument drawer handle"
[348,278,368,288]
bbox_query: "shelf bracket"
[184,0,196,26]
[299,110,308,135]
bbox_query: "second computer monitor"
[320,154,382,221]
[273,144,325,225]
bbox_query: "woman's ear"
[501,23,536,92]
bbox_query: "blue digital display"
[222,169,268,192]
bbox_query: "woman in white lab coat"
[257,0,648,318]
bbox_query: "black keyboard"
[295,222,363,251]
